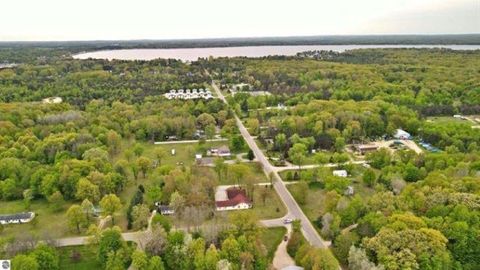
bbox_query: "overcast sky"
[1,0,478,41]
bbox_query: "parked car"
[283,218,293,224]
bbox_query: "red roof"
[216,188,251,208]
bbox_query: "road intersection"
[210,80,330,249]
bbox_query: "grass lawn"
[260,226,287,261]
[0,199,78,240]
[124,140,231,168]
[288,183,327,224]
[426,116,475,126]
[286,179,375,231]
[58,245,102,270]
[58,242,136,270]
[249,185,286,219]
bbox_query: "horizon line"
[1,33,479,43]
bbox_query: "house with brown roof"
[215,187,252,211]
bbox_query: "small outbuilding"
[355,144,378,155]
[333,170,348,178]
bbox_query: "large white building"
[164,88,213,100]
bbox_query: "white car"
[283,218,293,224]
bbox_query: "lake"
[73,44,480,61]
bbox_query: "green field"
[0,199,78,240]
[426,116,477,126]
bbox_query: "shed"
[333,170,348,177]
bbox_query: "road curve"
[210,80,329,248]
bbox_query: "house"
[333,170,348,177]
[215,187,252,211]
[217,145,231,157]
[355,144,379,155]
[155,203,175,215]
[394,129,411,140]
[42,97,63,104]
[211,145,231,157]
[0,212,35,225]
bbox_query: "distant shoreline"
[1,34,480,50]
[73,44,480,62]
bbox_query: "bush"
[151,214,172,232]
[295,244,340,270]
[332,232,360,265]
[287,231,304,257]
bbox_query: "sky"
[1,0,479,41]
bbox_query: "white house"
[394,129,411,140]
[0,212,35,225]
[215,187,252,211]
[333,170,348,177]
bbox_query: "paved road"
[211,80,329,248]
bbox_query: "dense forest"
[205,48,480,114]
[0,58,208,105]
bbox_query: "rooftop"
[0,212,33,221]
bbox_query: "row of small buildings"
[164,88,213,100]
